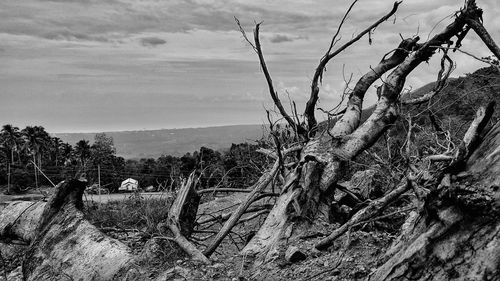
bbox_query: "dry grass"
[84,193,174,236]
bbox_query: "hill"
[54,124,265,159]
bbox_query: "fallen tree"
[236,0,496,265]
[1,1,499,280]
[0,173,203,280]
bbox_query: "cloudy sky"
[1,0,499,133]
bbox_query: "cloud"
[140,37,167,47]
[1,0,500,133]
[269,34,295,43]
[42,30,110,42]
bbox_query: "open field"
[0,191,174,208]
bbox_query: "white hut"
[119,178,139,192]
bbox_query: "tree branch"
[330,37,419,137]
[203,160,280,257]
[305,1,402,135]
[237,18,307,137]
[402,50,454,105]
[167,173,209,263]
[316,177,411,250]
[336,2,475,159]
[464,2,500,60]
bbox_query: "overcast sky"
[1,0,499,133]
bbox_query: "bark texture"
[22,179,141,281]
[0,176,203,280]
[369,121,500,280]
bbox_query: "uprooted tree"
[1,0,500,280]
[207,0,500,276]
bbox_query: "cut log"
[0,201,45,243]
[22,178,141,281]
[1,173,205,280]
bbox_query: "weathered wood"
[330,37,419,137]
[369,120,500,281]
[166,172,209,263]
[0,201,45,243]
[22,178,140,281]
[305,1,402,134]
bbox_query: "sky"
[1,0,499,133]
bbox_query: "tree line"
[0,124,269,194]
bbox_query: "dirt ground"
[0,189,409,281]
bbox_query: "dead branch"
[445,101,495,173]
[330,37,420,137]
[305,1,402,135]
[236,18,306,136]
[197,188,252,195]
[167,172,209,263]
[316,177,411,250]
[203,159,280,257]
[256,145,302,160]
[236,209,270,225]
[335,2,477,160]
[463,2,500,60]
[425,102,495,165]
[402,50,454,105]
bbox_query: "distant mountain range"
[55,67,500,160]
[55,124,265,159]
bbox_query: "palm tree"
[60,143,74,166]
[22,126,50,188]
[1,124,21,164]
[74,140,91,168]
[50,137,63,167]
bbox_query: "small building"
[119,178,139,192]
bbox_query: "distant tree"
[1,124,21,164]
[156,154,180,190]
[180,152,196,177]
[197,147,223,188]
[90,133,116,166]
[60,142,74,166]
[21,126,50,187]
[74,140,91,167]
[90,133,118,190]
[49,137,64,167]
